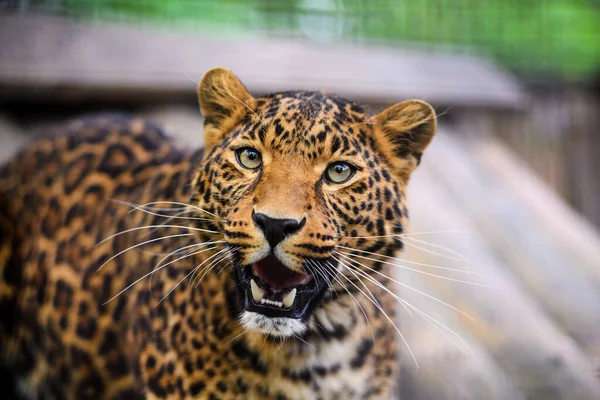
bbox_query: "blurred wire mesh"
[2,0,599,81]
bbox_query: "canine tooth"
[251,279,264,302]
[282,288,297,308]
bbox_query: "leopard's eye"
[325,162,355,184]
[236,148,262,170]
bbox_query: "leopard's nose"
[252,211,305,248]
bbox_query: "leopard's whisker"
[335,251,475,321]
[217,260,234,275]
[129,203,217,222]
[135,201,223,220]
[400,236,471,265]
[346,264,472,356]
[221,328,250,349]
[337,250,498,288]
[292,333,315,349]
[110,198,187,212]
[157,247,231,306]
[410,307,473,356]
[326,259,379,306]
[214,86,262,123]
[201,247,237,280]
[136,248,183,257]
[102,244,224,305]
[313,261,339,299]
[336,246,488,278]
[141,209,198,239]
[338,229,471,239]
[323,261,375,342]
[191,247,233,290]
[336,254,418,319]
[97,224,221,246]
[216,246,239,275]
[339,256,473,356]
[331,257,414,318]
[398,232,471,262]
[153,242,215,273]
[314,260,341,300]
[306,259,323,287]
[184,67,263,127]
[150,241,227,289]
[331,256,419,371]
[96,233,195,273]
[110,199,209,220]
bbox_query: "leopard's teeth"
[251,280,294,308]
[282,288,297,308]
[260,298,284,307]
[250,279,264,302]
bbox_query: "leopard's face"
[193,69,436,337]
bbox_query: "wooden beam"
[0,15,525,108]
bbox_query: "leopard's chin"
[233,254,333,325]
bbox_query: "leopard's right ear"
[198,68,256,152]
[370,100,436,181]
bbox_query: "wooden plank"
[398,138,600,398]
[470,137,600,285]
[425,132,600,356]
[0,15,525,108]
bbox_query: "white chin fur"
[240,311,307,337]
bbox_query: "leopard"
[0,68,436,399]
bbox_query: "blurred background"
[0,1,599,399]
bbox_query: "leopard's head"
[193,68,436,337]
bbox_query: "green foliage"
[59,0,600,80]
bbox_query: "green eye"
[325,162,355,184]
[236,147,262,169]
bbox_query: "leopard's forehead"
[228,91,372,159]
[256,91,366,119]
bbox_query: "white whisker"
[336,247,496,286]
[221,328,250,349]
[335,252,475,321]
[157,247,231,306]
[214,86,262,122]
[324,261,375,342]
[150,241,227,289]
[97,224,221,246]
[292,333,316,349]
[110,199,208,219]
[217,260,234,275]
[126,202,217,222]
[132,200,222,220]
[153,242,214,274]
[339,229,470,239]
[192,248,235,288]
[339,256,473,356]
[344,251,498,288]
[402,236,471,264]
[102,244,224,305]
[96,233,195,273]
[331,256,419,371]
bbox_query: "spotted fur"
[0,68,436,399]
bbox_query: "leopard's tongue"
[252,255,310,291]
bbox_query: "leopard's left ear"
[198,68,257,152]
[371,100,436,180]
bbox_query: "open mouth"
[235,254,331,319]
